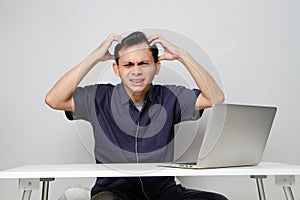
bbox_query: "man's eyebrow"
[122,61,150,66]
[137,61,150,65]
[122,62,135,66]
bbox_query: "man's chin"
[131,87,146,93]
[130,85,150,93]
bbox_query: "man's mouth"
[130,78,145,84]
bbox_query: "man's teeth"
[131,79,144,83]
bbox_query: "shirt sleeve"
[166,85,204,122]
[65,84,97,122]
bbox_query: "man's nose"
[131,64,142,74]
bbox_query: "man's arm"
[45,34,122,111]
[177,51,225,110]
[148,34,225,110]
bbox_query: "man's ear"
[112,63,120,76]
[155,61,161,75]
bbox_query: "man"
[46,31,227,200]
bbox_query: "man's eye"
[138,62,150,66]
[123,63,134,67]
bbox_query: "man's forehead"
[118,43,152,57]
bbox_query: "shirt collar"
[117,83,155,105]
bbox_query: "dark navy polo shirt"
[66,83,204,199]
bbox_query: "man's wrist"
[177,49,190,62]
[85,52,102,67]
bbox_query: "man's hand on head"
[148,34,184,61]
[91,33,122,63]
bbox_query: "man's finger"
[107,33,122,44]
[147,34,162,44]
[149,38,163,47]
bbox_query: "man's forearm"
[177,50,225,109]
[45,53,99,111]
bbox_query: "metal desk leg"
[275,175,295,200]
[251,175,267,200]
[21,190,32,200]
[19,178,39,200]
[283,186,295,200]
[40,178,55,200]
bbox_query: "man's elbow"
[45,93,73,111]
[45,93,62,110]
[215,92,225,104]
[45,93,56,109]
[196,93,225,110]
[209,92,225,107]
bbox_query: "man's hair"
[114,31,159,65]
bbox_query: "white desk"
[0,162,299,200]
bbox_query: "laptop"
[164,103,277,169]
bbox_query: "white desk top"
[1,162,300,179]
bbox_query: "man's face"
[113,42,160,97]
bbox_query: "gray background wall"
[1,0,299,199]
